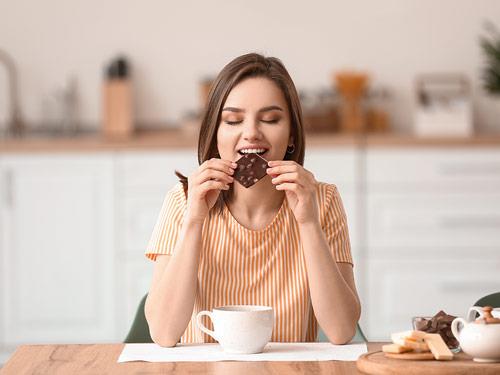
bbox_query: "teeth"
[240,148,266,154]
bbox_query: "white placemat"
[118,342,368,362]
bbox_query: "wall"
[1,0,499,133]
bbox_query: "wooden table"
[0,342,381,374]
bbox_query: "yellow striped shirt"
[146,182,352,343]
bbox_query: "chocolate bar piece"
[413,311,459,349]
[234,153,269,188]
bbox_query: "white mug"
[196,305,274,354]
[467,306,500,322]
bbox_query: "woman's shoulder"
[315,182,347,227]
[165,182,188,207]
[315,181,340,205]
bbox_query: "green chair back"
[474,292,500,308]
[468,292,500,321]
[125,293,368,344]
[124,294,153,343]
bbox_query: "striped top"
[146,182,352,343]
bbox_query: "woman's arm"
[145,158,236,347]
[298,221,361,344]
[145,218,204,347]
[267,160,361,344]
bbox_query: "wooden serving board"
[357,351,500,375]
[384,351,434,360]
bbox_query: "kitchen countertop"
[1,129,500,153]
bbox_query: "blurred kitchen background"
[1,0,500,364]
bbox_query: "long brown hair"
[176,53,305,211]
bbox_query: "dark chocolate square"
[234,153,269,188]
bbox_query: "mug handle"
[467,306,483,322]
[196,311,217,341]
[451,317,466,340]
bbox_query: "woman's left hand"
[267,160,319,225]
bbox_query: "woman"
[145,53,361,346]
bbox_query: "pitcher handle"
[196,310,217,341]
[451,317,466,340]
[467,306,483,322]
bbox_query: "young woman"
[144,53,361,346]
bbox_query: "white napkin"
[118,342,368,362]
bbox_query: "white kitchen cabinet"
[365,148,500,340]
[366,148,500,190]
[367,191,500,248]
[115,150,197,256]
[305,148,359,248]
[366,255,500,339]
[114,150,198,338]
[0,154,116,362]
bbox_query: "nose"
[242,119,262,141]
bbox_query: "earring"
[286,144,295,154]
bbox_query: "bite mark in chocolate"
[234,153,269,188]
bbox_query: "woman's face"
[217,77,292,163]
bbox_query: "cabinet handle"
[438,162,500,176]
[439,215,500,228]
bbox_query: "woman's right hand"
[185,158,236,223]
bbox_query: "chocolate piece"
[233,153,269,188]
[413,311,459,349]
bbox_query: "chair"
[468,292,500,320]
[474,292,500,308]
[124,294,153,343]
[125,293,368,344]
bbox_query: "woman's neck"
[226,175,285,228]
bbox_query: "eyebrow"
[222,105,284,113]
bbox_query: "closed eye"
[224,119,279,125]
[225,120,243,125]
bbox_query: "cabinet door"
[115,151,198,257]
[305,148,359,249]
[367,191,500,248]
[114,151,198,338]
[367,148,500,190]
[365,254,500,340]
[0,154,115,345]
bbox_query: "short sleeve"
[319,183,353,265]
[145,183,187,261]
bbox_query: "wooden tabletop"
[0,342,382,374]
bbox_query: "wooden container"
[334,71,369,133]
[102,79,133,140]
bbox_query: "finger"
[267,160,297,167]
[196,169,234,184]
[271,172,301,185]
[198,180,230,193]
[275,182,300,192]
[200,158,237,175]
[266,164,300,175]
